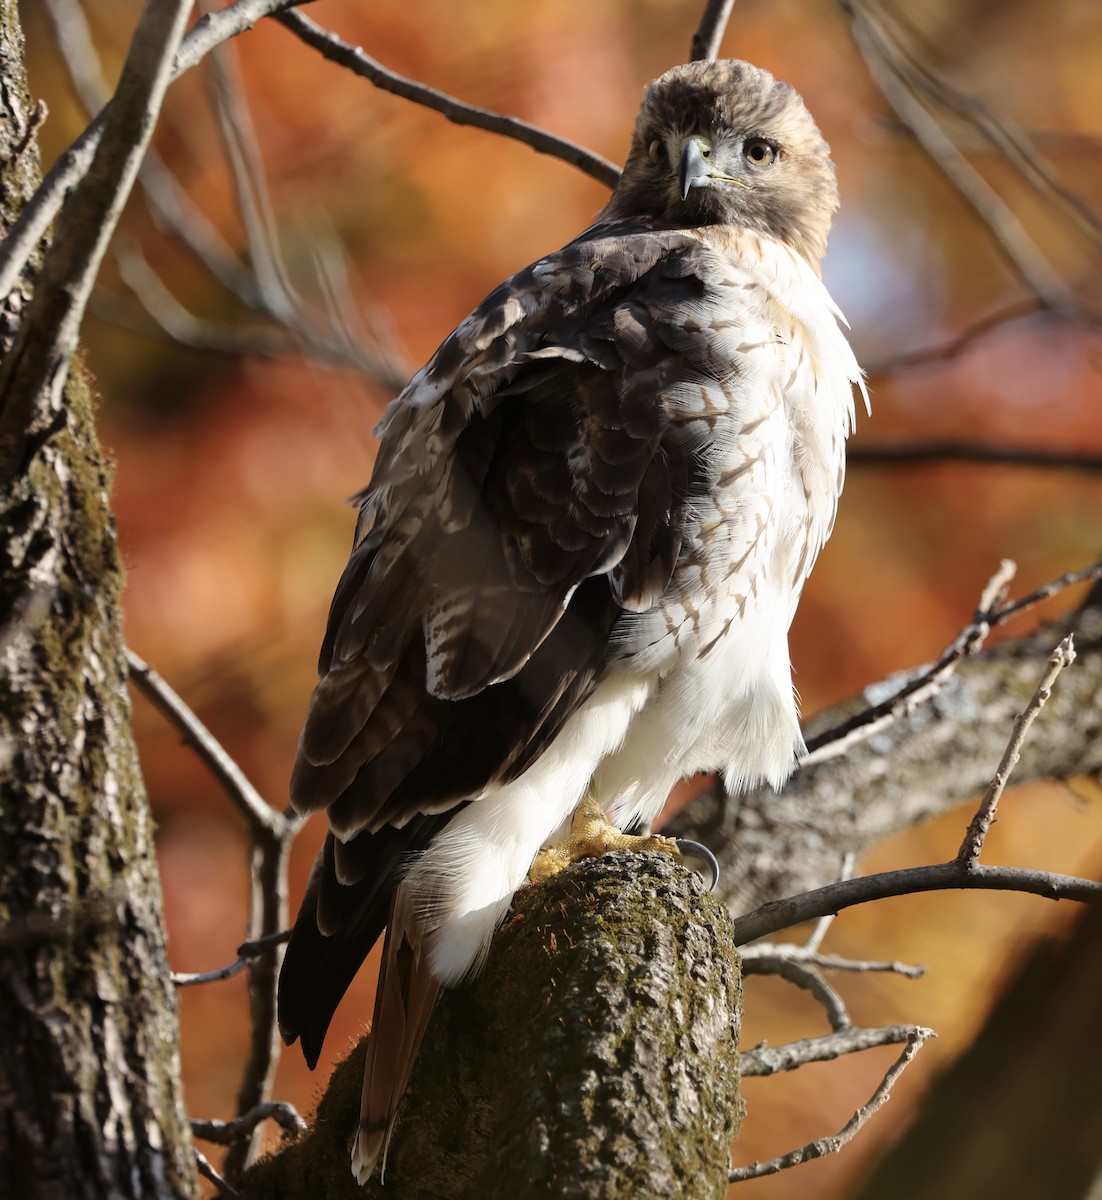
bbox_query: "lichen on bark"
[247,852,743,1200]
[0,2,197,1194]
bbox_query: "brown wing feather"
[278,221,711,1065]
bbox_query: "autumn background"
[20,0,1102,1195]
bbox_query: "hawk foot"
[527,794,681,886]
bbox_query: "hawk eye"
[647,139,663,163]
[743,137,778,166]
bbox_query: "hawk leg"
[528,794,682,885]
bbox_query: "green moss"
[248,854,742,1199]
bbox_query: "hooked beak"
[677,136,752,200]
[678,138,710,200]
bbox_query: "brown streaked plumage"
[277,58,867,1182]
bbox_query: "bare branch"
[803,558,1018,765]
[850,442,1102,474]
[957,635,1077,865]
[741,942,925,980]
[128,643,300,1180]
[742,956,850,1031]
[0,0,193,483]
[991,560,1102,626]
[729,1030,932,1182]
[802,852,855,952]
[839,0,1084,314]
[203,35,297,325]
[670,574,1102,917]
[690,0,737,62]
[223,829,295,1181]
[275,11,621,189]
[128,641,300,1179]
[192,1101,307,1146]
[126,649,284,839]
[872,4,1102,256]
[731,861,1102,947]
[42,0,272,309]
[862,299,1046,376]
[0,0,309,304]
[172,929,291,988]
[194,1148,241,1200]
[737,1023,935,1077]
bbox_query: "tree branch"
[125,648,298,1180]
[850,441,1102,474]
[729,1030,932,1183]
[127,649,283,838]
[0,0,193,483]
[0,0,311,304]
[274,12,620,189]
[957,635,1076,865]
[839,0,1086,315]
[690,0,737,62]
[862,299,1045,376]
[192,1101,307,1146]
[246,854,742,1200]
[737,1023,935,1077]
[731,861,1102,947]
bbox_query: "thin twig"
[690,0,737,62]
[275,11,620,189]
[850,442,1102,474]
[874,4,1102,255]
[204,31,297,325]
[42,0,271,309]
[741,942,925,980]
[990,559,1102,627]
[803,852,855,953]
[43,0,408,388]
[862,299,1045,375]
[0,0,309,303]
[840,0,1081,314]
[192,1100,307,1145]
[172,929,291,987]
[803,558,1017,764]
[804,557,1102,766]
[194,1148,241,1199]
[129,642,301,1180]
[738,1023,936,1077]
[732,860,1102,946]
[12,100,48,167]
[128,648,300,1182]
[223,828,296,1182]
[957,635,1077,866]
[742,957,850,1032]
[729,1031,932,1182]
[126,649,283,838]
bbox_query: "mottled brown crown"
[601,59,838,266]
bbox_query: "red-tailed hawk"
[277,58,867,1181]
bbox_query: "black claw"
[675,839,720,892]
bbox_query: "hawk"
[277,58,867,1181]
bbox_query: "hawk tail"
[352,902,439,1184]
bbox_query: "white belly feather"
[405,233,866,985]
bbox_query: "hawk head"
[603,59,839,267]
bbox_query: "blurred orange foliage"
[21,0,1102,1195]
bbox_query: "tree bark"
[246,854,743,1199]
[0,3,197,1196]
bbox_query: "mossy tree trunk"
[246,854,743,1200]
[0,3,197,1196]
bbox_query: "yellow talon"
[527,794,682,885]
